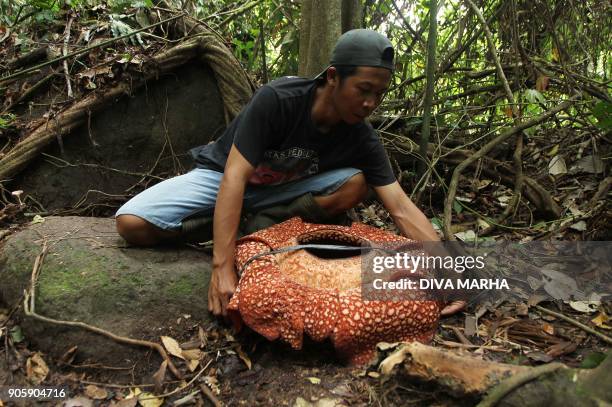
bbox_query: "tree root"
[378,342,612,405]
[443,97,577,239]
[476,363,566,407]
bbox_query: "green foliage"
[580,352,607,369]
[591,101,612,130]
[0,113,16,130]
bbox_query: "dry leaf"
[542,322,555,336]
[186,359,199,372]
[59,346,78,365]
[379,346,410,375]
[181,349,202,360]
[569,300,600,313]
[570,155,604,174]
[62,397,93,407]
[591,312,611,330]
[126,388,142,399]
[85,384,108,400]
[541,268,578,300]
[548,155,567,176]
[536,75,550,91]
[152,360,167,394]
[198,326,207,347]
[26,352,49,384]
[236,346,252,370]
[112,399,138,407]
[160,336,184,360]
[367,372,380,378]
[137,392,163,407]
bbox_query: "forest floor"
[0,201,610,406]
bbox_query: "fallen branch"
[378,342,611,404]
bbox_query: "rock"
[0,216,212,365]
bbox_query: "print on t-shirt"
[248,147,319,185]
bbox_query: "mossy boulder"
[0,216,212,365]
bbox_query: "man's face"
[329,66,392,124]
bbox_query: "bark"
[341,0,363,33]
[380,343,612,406]
[298,0,342,77]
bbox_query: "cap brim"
[314,65,331,80]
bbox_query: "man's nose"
[363,95,376,110]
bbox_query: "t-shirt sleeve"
[358,130,397,187]
[232,85,280,166]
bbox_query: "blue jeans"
[115,168,361,231]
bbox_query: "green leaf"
[579,352,607,369]
[524,89,546,105]
[431,217,443,230]
[10,326,24,343]
[453,199,463,214]
[591,101,612,130]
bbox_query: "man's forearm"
[212,175,246,270]
[389,196,440,242]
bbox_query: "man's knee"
[342,172,368,203]
[317,172,368,214]
[116,214,168,246]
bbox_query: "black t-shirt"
[191,76,396,187]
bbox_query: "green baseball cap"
[316,29,395,78]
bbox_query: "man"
[116,29,465,317]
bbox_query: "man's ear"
[326,66,338,87]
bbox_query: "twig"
[22,243,184,379]
[62,15,74,99]
[199,383,223,407]
[69,379,181,388]
[41,153,165,180]
[535,305,612,345]
[149,359,212,398]
[1,73,55,114]
[476,363,566,407]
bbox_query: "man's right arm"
[208,144,255,317]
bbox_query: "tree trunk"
[298,0,362,77]
[341,0,363,33]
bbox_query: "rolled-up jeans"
[115,167,362,231]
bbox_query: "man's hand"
[440,300,467,316]
[208,264,239,317]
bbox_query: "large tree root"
[378,342,611,406]
[0,31,252,182]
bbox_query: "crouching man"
[115,29,465,317]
